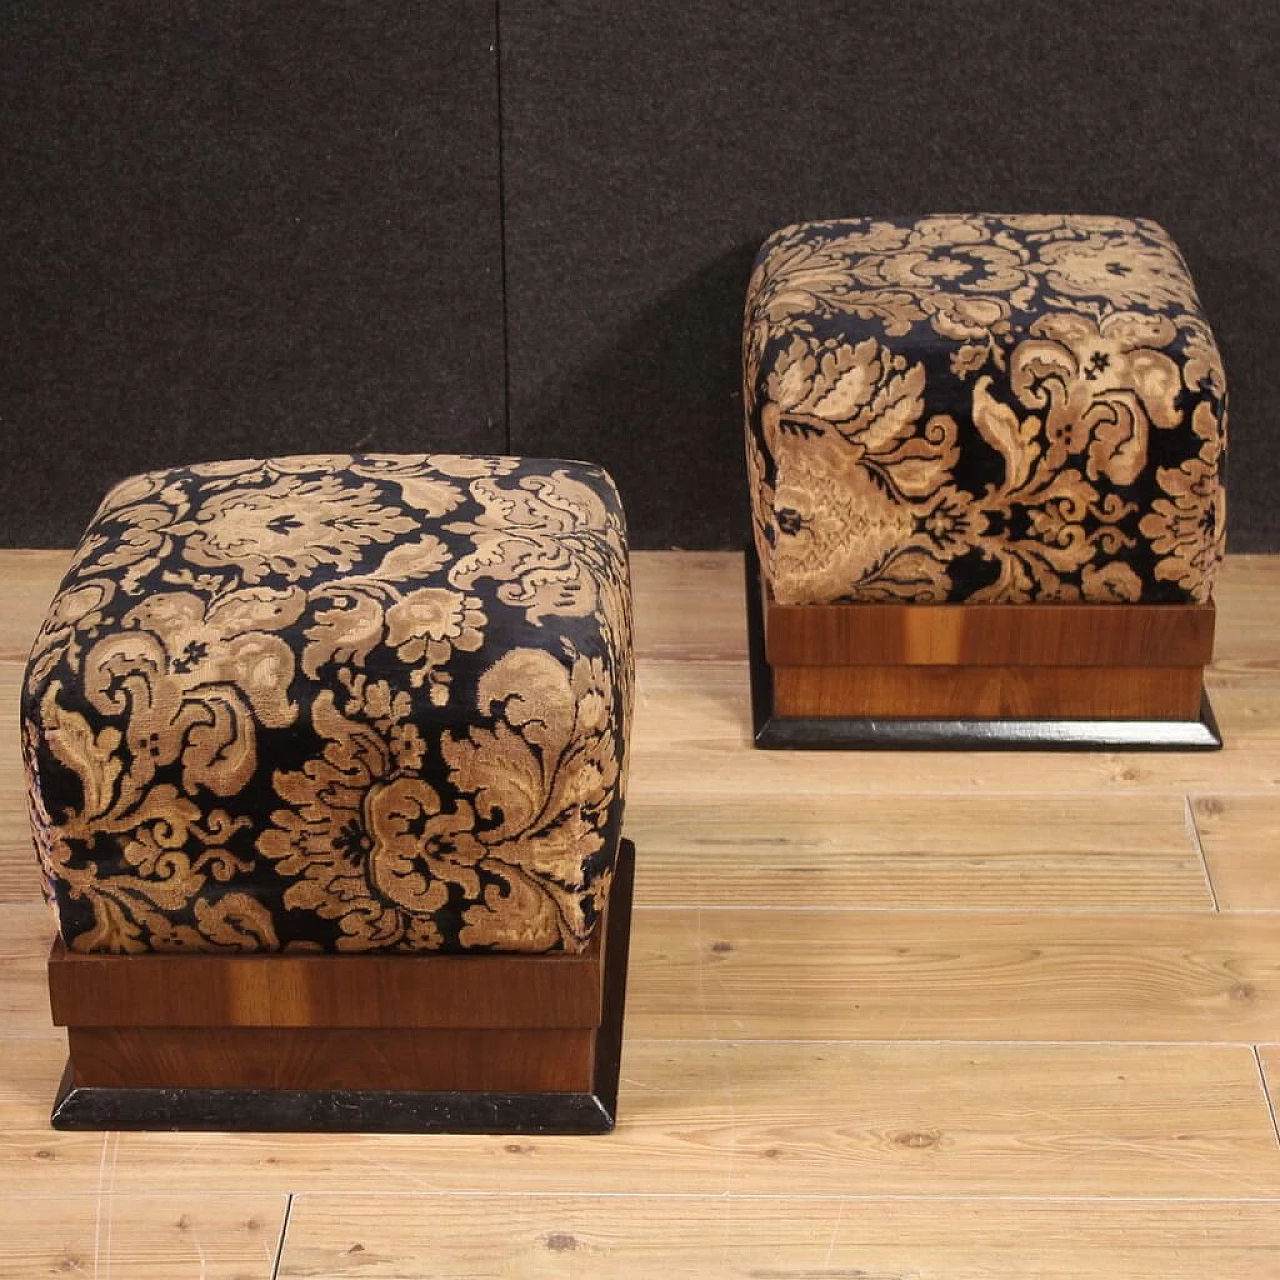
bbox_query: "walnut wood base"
[49,841,635,1134]
[745,551,1221,752]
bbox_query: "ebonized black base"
[744,550,1223,753]
[50,841,636,1135]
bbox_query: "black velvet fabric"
[745,215,1226,606]
[23,455,632,954]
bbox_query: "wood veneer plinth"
[746,547,1221,751]
[771,663,1206,720]
[48,840,636,1134]
[764,595,1216,669]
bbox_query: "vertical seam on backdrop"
[495,0,512,453]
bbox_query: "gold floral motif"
[1081,561,1143,603]
[172,473,419,584]
[1009,311,1181,486]
[760,334,963,604]
[447,468,630,626]
[771,440,950,604]
[260,646,619,953]
[259,679,457,951]
[385,587,487,704]
[61,588,301,812]
[746,214,1227,605]
[1035,227,1196,309]
[745,223,922,359]
[1178,315,1228,399]
[25,577,117,697]
[864,240,1034,310]
[445,648,621,949]
[28,583,302,952]
[1139,402,1227,599]
[24,455,631,954]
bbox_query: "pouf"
[743,213,1225,749]
[22,453,636,1132]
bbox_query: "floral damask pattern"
[23,455,632,955]
[744,214,1228,605]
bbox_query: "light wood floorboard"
[0,1188,287,1280]
[0,549,66,659]
[0,903,54,1034]
[1,1037,1277,1199]
[630,552,747,662]
[625,910,1280,1041]
[628,793,1209,910]
[0,832,39,904]
[1194,794,1280,911]
[277,1194,1280,1280]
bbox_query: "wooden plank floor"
[1,549,1279,1278]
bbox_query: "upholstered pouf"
[23,453,635,1132]
[743,213,1226,749]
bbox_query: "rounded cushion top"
[744,214,1227,606]
[23,454,632,955]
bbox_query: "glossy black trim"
[744,547,1223,753]
[50,842,636,1135]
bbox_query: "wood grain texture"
[48,935,603,1029]
[637,552,1279,686]
[1194,794,1280,910]
[0,1189,286,1280]
[765,592,1216,667]
[0,550,67,661]
[0,904,55,1035]
[0,554,77,908]
[2,1038,1277,1197]
[1203,673,1280,741]
[771,661,1205,719]
[0,839,39,905]
[0,662,40,905]
[624,910,1280,1041]
[278,1194,1280,1280]
[631,551,748,661]
[3,550,1280,1268]
[33,908,1280,1047]
[1210,556,1280,668]
[66,1025,597,1092]
[628,658,1280,794]
[626,792,1210,910]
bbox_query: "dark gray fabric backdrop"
[3,2,506,545]
[4,1,1277,550]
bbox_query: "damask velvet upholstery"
[23,454,633,955]
[744,214,1227,606]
